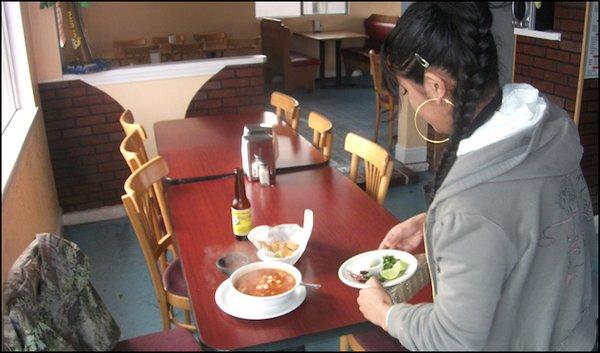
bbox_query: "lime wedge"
[380,260,407,281]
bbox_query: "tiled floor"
[64,74,432,350]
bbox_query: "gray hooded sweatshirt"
[386,84,597,350]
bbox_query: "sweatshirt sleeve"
[386,213,515,350]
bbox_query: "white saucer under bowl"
[215,278,307,320]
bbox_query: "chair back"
[226,36,261,56]
[369,50,384,95]
[193,32,227,48]
[113,38,147,51]
[120,129,148,172]
[270,91,300,131]
[364,14,399,51]
[119,109,147,139]
[344,132,393,205]
[308,112,333,161]
[122,46,152,64]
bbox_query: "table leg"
[335,40,342,86]
[319,41,325,80]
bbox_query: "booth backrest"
[261,18,291,74]
[363,14,399,52]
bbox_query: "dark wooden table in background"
[154,113,327,183]
[167,166,431,350]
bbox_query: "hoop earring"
[414,98,453,144]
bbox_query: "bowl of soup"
[229,261,302,307]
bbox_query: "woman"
[357,2,597,350]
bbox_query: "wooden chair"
[120,129,148,173]
[307,112,333,161]
[270,91,300,131]
[260,18,320,92]
[344,132,393,206]
[119,110,147,139]
[122,46,152,65]
[369,50,398,151]
[151,35,186,45]
[122,156,196,333]
[193,32,228,57]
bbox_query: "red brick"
[545,48,571,63]
[570,32,583,42]
[40,81,70,90]
[555,6,585,20]
[223,96,250,107]
[53,168,70,178]
[197,99,222,109]
[568,76,579,87]
[86,86,103,95]
[221,78,249,88]
[98,161,127,173]
[46,119,76,131]
[72,95,105,107]
[535,38,559,49]
[518,36,537,45]
[66,146,95,157]
[569,53,582,65]
[522,66,545,80]
[554,84,577,100]
[191,91,208,101]
[557,63,580,77]
[62,126,92,138]
[85,172,115,184]
[56,87,87,98]
[522,44,546,58]
[95,143,118,153]
[81,153,111,165]
[250,77,264,86]
[109,132,124,142]
[555,18,584,33]
[113,169,131,182]
[103,199,122,207]
[101,180,125,191]
[42,98,73,111]
[532,57,557,71]
[579,112,598,124]
[90,190,120,201]
[79,134,109,146]
[251,96,266,104]
[545,94,565,108]
[544,71,569,85]
[235,67,263,78]
[80,201,105,210]
[46,130,62,141]
[559,40,582,53]
[208,107,237,115]
[90,103,123,114]
[92,123,122,134]
[76,114,106,126]
[530,79,554,94]
[202,81,221,90]
[208,89,236,99]
[214,69,235,79]
[69,80,87,87]
[61,195,89,207]
[103,95,117,104]
[62,106,90,118]
[236,86,264,96]
[40,90,55,100]
[238,105,264,114]
[583,88,598,101]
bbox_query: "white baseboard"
[395,145,427,165]
[62,204,127,226]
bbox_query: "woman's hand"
[357,277,393,330]
[379,212,426,252]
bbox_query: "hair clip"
[414,53,430,69]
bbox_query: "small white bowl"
[229,261,302,307]
[347,256,383,277]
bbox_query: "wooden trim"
[573,2,592,126]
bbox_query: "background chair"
[113,39,148,66]
[123,46,152,65]
[120,110,147,139]
[120,129,149,173]
[270,91,300,131]
[344,132,393,206]
[2,233,200,351]
[260,18,320,92]
[225,36,261,56]
[122,156,196,333]
[307,111,333,161]
[151,34,186,45]
[369,50,398,151]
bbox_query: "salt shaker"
[258,158,270,186]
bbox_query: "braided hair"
[381,2,500,206]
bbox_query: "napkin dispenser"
[241,125,276,182]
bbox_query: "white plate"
[215,278,307,320]
[338,250,418,289]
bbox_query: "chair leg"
[184,309,191,325]
[339,335,350,351]
[374,99,381,143]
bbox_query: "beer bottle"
[231,168,252,240]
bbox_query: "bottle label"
[231,207,252,236]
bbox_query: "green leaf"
[78,2,90,8]
[39,2,57,9]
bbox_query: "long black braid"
[381,2,500,206]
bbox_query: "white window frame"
[1,2,39,196]
[255,1,348,18]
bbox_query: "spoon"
[300,282,321,289]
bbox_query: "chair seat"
[352,327,409,351]
[162,258,188,297]
[114,327,201,351]
[290,51,320,67]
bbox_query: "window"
[2,1,38,193]
[255,1,347,18]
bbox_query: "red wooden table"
[166,166,431,350]
[154,113,327,183]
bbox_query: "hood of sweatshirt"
[430,83,583,209]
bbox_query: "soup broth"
[234,268,296,296]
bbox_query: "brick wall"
[40,63,265,213]
[514,2,598,214]
[186,64,265,117]
[40,80,129,213]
